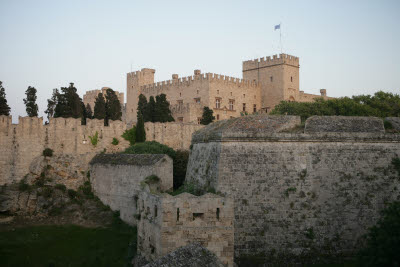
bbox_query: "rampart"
[0,115,201,185]
[242,53,300,72]
[90,154,173,225]
[186,115,400,258]
[138,189,234,267]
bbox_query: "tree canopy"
[0,81,11,116]
[85,103,93,119]
[270,91,400,121]
[23,86,39,117]
[135,111,146,142]
[52,83,84,119]
[138,94,174,123]
[93,93,106,120]
[105,89,122,121]
[200,106,215,125]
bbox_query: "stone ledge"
[305,116,384,133]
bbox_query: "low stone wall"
[305,116,385,133]
[138,189,234,267]
[186,115,400,259]
[90,154,173,225]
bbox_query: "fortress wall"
[0,116,200,185]
[242,53,299,71]
[186,133,400,257]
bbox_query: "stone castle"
[124,53,331,124]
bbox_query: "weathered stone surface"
[186,115,400,259]
[90,154,173,225]
[192,115,301,142]
[138,189,234,266]
[142,243,225,267]
[385,117,400,130]
[305,116,385,133]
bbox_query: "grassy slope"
[0,224,137,267]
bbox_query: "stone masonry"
[90,154,173,225]
[138,188,234,267]
[186,115,400,258]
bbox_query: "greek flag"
[274,24,280,30]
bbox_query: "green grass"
[0,224,137,267]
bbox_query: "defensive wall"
[90,154,173,225]
[0,115,201,185]
[186,115,400,258]
[138,188,234,267]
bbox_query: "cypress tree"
[85,103,93,119]
[23,86,39,117]
[105,89,122,121]
[157,93,174,122]
[135,111,146,142]
[93,93,106,120]
[45,89,59,120]
[146,96,156,122]
[54,83,84,118]
[0,81,11,116]
[200,106,215,125]
[81,102,87,125]
[137,94,148,122]
[154,95,162,122]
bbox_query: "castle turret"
[126,68,155,124]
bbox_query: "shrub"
[144,175,160,184]
[43,148,53,157]
[18,178,30,192]
[89,131,99,146]
[41,187,53,198]
[357,201,400,266]
[79,181,94,199]
[392,157,400,177]
[124,141,176,159]
[67,189,78,199]
[173,150,189,189]
[112,137,119,145]
[122,126,136,146]
[384,120,393,130]
[35,177,45,187]
[54,184,66,192]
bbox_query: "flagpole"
[280,23,282,54]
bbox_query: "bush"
[43,148,53,157]
[18,178,30,192]
[124,141,176,160]
[112,137,119,145]
[357,201,400,266]
[173,150,189,189]
[122,126,136,146]
[54,184,66,192]
[67,189,78,199]
[41,187,53,198]
[89,131,99,146]
[384,120,393,130]
[143,175,160,184]
[79,181,94,199]
[34,177,45,187]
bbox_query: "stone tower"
[126,68,155,124]
[242,53,300,111]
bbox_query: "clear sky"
[1,0,399,122]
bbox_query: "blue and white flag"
[274,24,280,30]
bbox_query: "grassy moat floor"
[0,224,137,267]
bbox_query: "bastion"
[90,154,173,225]
[186,115,400,258]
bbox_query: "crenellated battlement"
[243,53,299,71]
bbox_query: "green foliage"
[154,93,174,122]
[0,81,11,116]
[357,201,400,266]
[0,224,137,267]
[85,103,93,119]
[55,183,66,192]
[43,148,54,157]
[200,106,215,125]
[271,91,400,121]
[305,227,315,240]
[143,175,160,185]
[392,157,400,177]
[112,137,119,145]
[105,88,122,121]
[284,187,297,197]
[135,111,146,143]
[67,189,78,199]
[173,150,189,189]
[18,177,31,192]
[41,187,53,198]
[23,86,39,117]
[122,126,136,146]
[137,94,149,121]
[79,181,94,199]
[35,177,45,187]
[45,88,59,121]
[53,83,84,119]
[384,120,393,130]
[89,131,99,146]
[124,141,176,160]
[93,93,106,120]
[146,96,156,122]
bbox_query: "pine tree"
[45,89,59,120]
[53,83,84,118]
[200,106,215,125]
[0,81,11,116]
[135,111,146,142]
[146,96,156,122]
[93,93,106,120]
[86,103,93,119]
[137,94,148,122]
[105,89,122,121]
[23,86,39,117]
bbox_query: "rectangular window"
[291,76,293,82]
[229,100,234,110]
[243,103,246,112]
[216,114,220,120]
[215,98,221,109]
[197,117,201,124]
[178,117,183,122]
[253,104,257,113]
[194,98,201,104]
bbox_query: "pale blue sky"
[0,0,399,122]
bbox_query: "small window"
[194,98,201,104]
[270,76,273,82]
[217,90,219,94]
[178,117,183,122]
[291,76,293,82]
[215,99,221,109]
[230,92,232,96]
[154,205,158,217]
[216,208,220,220]
[180,92,182,97]
[197,90,199,94]
[193,213,204,220]
[216,114,220,120]
[229,100,234,111]
[177,208,180,221]
[243,94,245,98]
[197,117,201,124]
[243,103,246,112]
[253,104,257,113]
